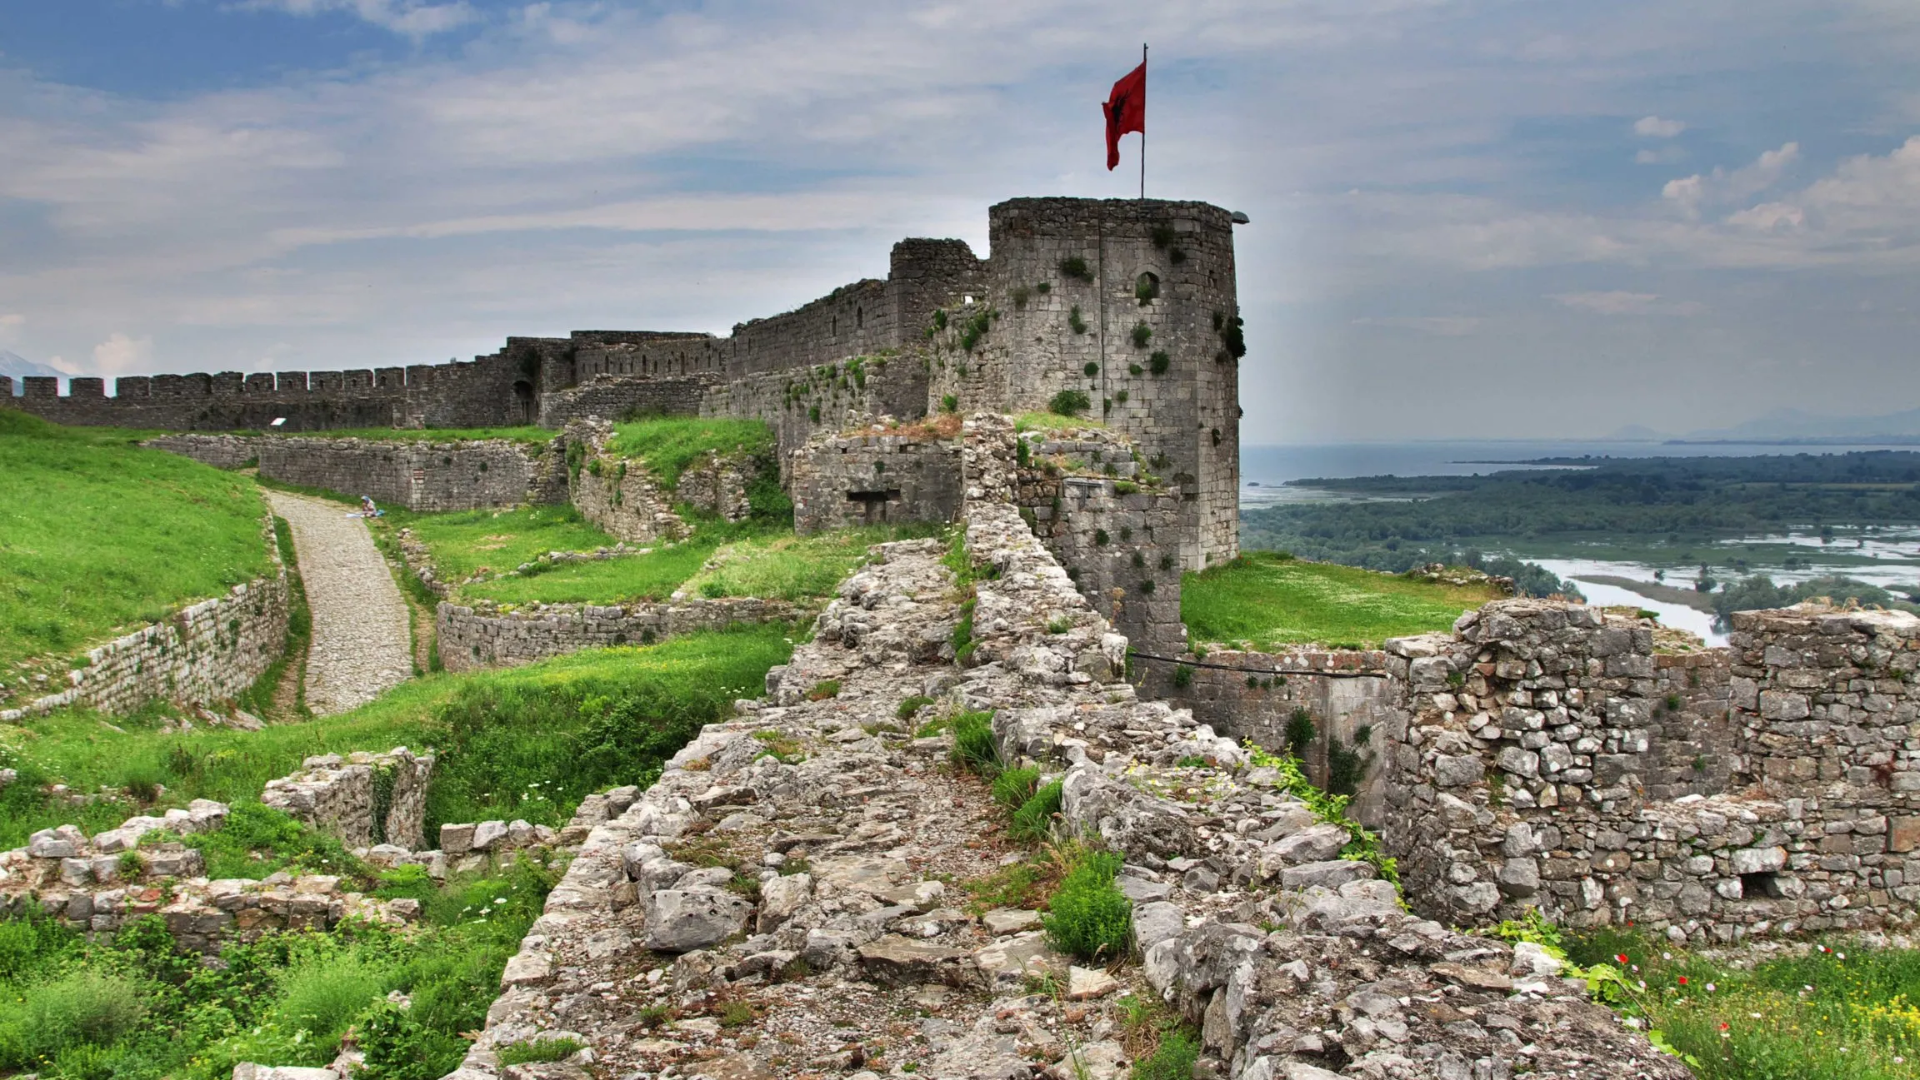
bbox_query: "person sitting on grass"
[360,495,381,517]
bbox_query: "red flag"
[1104,62,1145,170]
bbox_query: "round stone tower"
[982,197,1241,570]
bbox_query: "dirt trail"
[265,492,411,714]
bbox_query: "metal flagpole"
[1140,43,1147,201]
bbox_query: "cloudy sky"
[3,1,1920,441]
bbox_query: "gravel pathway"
[267,492,412,715]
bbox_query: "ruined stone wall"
[788,429,962,533]
[261,748,435,850]
[564,422,691,544]
[700,351,930,476]
[1379,600,1920,943]
[1170,648,1404,822]
[253,436,564,511]
[537,374,719,428]
[437,597,800,672]
[0,571,290,722]
[1010,425,1185,656]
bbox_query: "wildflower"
[1616,953,1630,964]
[1678,976,1688,986]
[1719,1022,1730,1031]
[1705,983,1716,992]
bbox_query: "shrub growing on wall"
[1048,389,1091,417]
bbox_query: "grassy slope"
[372,504,620,582]
[0,412,273,679]
[0,625,793,847]
[609,416,774,490]
[682,524,943,601]
[1183,552,1505,650]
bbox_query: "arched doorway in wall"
[512,380,535,424]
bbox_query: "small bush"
[1171,663,1193,689]
[940,393,959,414]
[0,970,146,1067]
[991,766,1041,812]
[1148,350,1170,375]
[1069,306,1089,334]
[950,710,999,776]
[1049,389,1091,417]
[1060,256,1092,282]
[1131,322,1152,348]
[1084,362,1099,377]
[498,1038,585,1065]
[896,695,935,720]
[1285,707,1317,757]
[1008,779,1063,842]
[1042,849,1132,960]
[806,679,841,701]
[1036,281,1051,294]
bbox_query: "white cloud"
[234,0,476,37]
[1634,115,1687,138]
[1635,146,1684,165]
[1663,142,1801,216]
[1550,291,1702,315]
[1350,315,1483,336]
[92,332,154,374]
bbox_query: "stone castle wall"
[1377,600,1920,943]
[788,428,963,533]
[146,433,568,511]
[437,596,801,672]
[0,569,290,722]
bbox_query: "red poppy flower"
[1678,976,1688,985]
[1616,953,1630,964]
[1719,1022,1730,1031]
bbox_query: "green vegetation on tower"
[608,416,776,491]
[0,412,274,687]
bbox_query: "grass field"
[0,625,793,847]
[0,412,274,687]
[608,416,774,490]
[681,524,944,601]
[1183,552,1505,650]
[457,535,723,605]
[370,504,622,583]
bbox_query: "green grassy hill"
[1183,552,1505,650]
[0,412,274,688]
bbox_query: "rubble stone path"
[266,491,411,714]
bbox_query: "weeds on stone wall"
[1242,740,1399,887]
[1068,306,1089,335]
[1130,322,1153,349]
[1048,390,1091,418]
[1060,257,1093,282]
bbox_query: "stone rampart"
[0,569,290,721]
[563,421,691,543]
[436,596,800,672]
[261,748,435,850]
[788,427,962,533]
[1379,600,1920,943]
[260,436,565,511]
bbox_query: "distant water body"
[1241,440,1918,501]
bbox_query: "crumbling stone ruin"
[433,418,1688,1080]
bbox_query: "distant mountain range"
[1606,407,1920,445]
[0,350,75,394]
